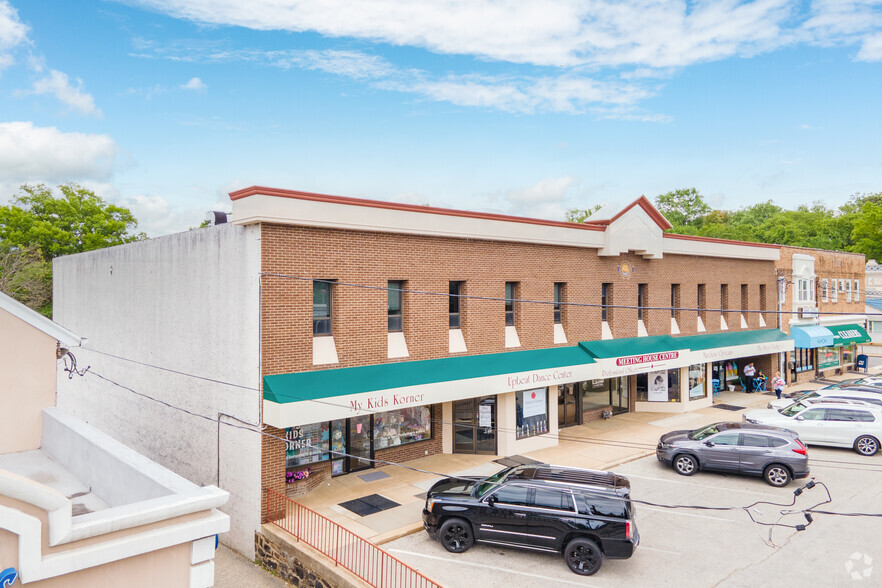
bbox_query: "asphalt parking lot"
[385,447,882,587]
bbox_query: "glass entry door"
[453,396,497,454]
[347,414,373,472]
[610,377,629,414]
[558,384,580,427]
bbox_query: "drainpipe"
[778,276,786,378]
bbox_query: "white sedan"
[767,389,882,411]
[743,399,882,456]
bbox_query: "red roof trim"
[664,233,782,249]
[229,186,607,232]
[603,196,673,230]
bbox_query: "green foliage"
[565,204,603,223]
[0,244,52,317]
[850,200,882,261]
[0,183,145,261]
[655,188,711,226]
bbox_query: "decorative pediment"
[590,196,671,259]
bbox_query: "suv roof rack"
[506,463,630,491]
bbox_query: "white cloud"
[128,0,798,69]
[505,176,582,205]
[0,0,29,71]
[0,121,118,184]
[117,193,229,236]
[856,31,882,61]
[180,76,206,90]
[31,69,101,116]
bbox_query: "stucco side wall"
[0,311,57,454]
[52,223,262,557]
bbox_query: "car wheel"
[564,537,603,576]
[673,454,698,476]
[439,518,474,553]
[763,464,791,487]
[854,435,880,456]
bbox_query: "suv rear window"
[828,409,870,422]
[577,495,627,518]
[768,437,789,447]
[741,433,771,447]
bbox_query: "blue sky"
[1,0,880,236]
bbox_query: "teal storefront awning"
[263,345,596,405]
[791,326,834,349]
[827,323,871,347]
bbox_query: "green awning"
[675,329,793,351]
[263,345,595,404]
[827,323,871,347]
[578,329,790,357]
[578,335,680,358]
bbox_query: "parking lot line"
[638,545,683,556]
[387,549,598,587]
[624,472,775,496]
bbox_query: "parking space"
[385,447,882,586]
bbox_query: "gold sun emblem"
[617,261,636,279]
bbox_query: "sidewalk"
[285,371,879,548]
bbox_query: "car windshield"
[779,401,810,417]
[689,423,722,440]
[474,467,513,498]
[794,391,819,402]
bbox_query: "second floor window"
[671,284,680,320]
[720,284,729,313]
[601,283,611,322]
[313,280,333,335]
[855,280,860,302]
[388,281,403,331]
[637,283,647,321]
[759,284,767,312]
[846,279,852,302]
[821,278,829,302]
[505,282,517,326]
[741,284,748,313]
[553,282,564,324]
[697,284,706,321]
[449,281,463,328]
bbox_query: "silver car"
[656,422,810,487]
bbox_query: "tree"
[0,245,52,316]
[0,183,145,261]
[565,204,603,223]
[850,200,882,260]
[655,188,711,227]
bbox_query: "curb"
[374,522,425,546]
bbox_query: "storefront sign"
[0,568,18,587]
[648,370,668,402]
[505,369,574,389]
[478,404,492,427]
[616,351,679,366]
[522,388,547,418]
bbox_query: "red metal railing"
[264,488,442,588]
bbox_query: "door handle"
[513,512,527,517]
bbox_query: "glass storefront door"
[347,414,373,472]
[558,384,580,427]
[610,377,628,414]
[453,396,497,454]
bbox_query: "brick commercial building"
[54,187,800,556]
[776,246,869,385]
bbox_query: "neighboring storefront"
[788,323,870,380]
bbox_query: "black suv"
[422,463,638,576]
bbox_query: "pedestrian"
[771,371,786,400]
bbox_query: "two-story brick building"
[776,246,869,384]
[54,186,795,556]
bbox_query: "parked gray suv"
[656,422,810,487]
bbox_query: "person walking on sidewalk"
[771,372,786,400]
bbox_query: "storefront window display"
[688,364,706,399]
[636,369,681,402]
[373,406,432,449]
[793,348,814,373]
[841,345,855,366]
[581,380,610,410]
[818,347,839,370]
[285,422,330,468]
[516,388,549,439]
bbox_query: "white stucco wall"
[52,223,262,557]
